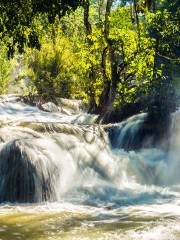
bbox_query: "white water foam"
[0,95,180,239]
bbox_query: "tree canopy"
[0,0,179,123]
[0,0,83,56]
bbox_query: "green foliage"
[147,9,179,59]
[0,45,13,94]
[0,0,179,120]
[0,0,83,56]
[24,28,79,99]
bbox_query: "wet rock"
[56,98,87,114]
[0,139,59,203]
[41,102,59,112]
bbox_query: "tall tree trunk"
[83,0,92,36]
[83,0,97,113]
[98,0,119,122]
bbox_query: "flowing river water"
[0,95,180,240]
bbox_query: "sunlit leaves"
[0,0,83,56]
[0,45,13,94]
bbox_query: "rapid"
[0,95,180,240]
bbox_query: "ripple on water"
[0,202,180,240]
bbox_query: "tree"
[0,0,83,56]
[5,0,178,125]
[97,0,151,122]
[82,0,97,112]
[146,0,179,125]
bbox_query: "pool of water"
[0,202,180,240]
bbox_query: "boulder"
[0,139,59,203]
[41,102,59,112]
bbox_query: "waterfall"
[0,123,115,203]
[0,139,60,202]
[166,109,180,184]
[107,113,148,150]
[0,95,179,206]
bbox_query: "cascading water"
[107,113,148,150]
[0,95,180,240]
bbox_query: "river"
[0,95,180,240]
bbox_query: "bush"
[0,46,13,94]
[24,28,80,100]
